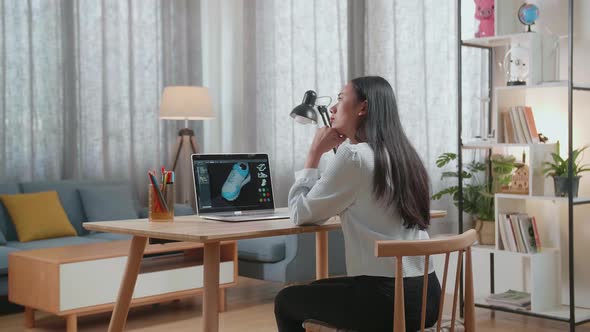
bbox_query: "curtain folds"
[1,1,485,230]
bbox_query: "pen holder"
[148,183,174,222]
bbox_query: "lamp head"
[290,90,318,125]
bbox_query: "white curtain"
[363,0,488,234]
[0,0,203,201]
[201,0,348,206]
[1,0,485,224]
[199,0,487,230]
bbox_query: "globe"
[518,3,540,32]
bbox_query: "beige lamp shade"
[159,86,215,120]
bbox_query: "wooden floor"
[1,277,590,331]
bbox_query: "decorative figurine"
[474,0,495,38]
[503,44,530,86]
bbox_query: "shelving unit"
[457,1,590,330]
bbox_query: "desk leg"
[218,287,226,312]
[24,307,34,328]
[316,231,328,280]
[66,314,77,332]
[203,241,220,332]
[108,236,147,332]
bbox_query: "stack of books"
[485,290,531,311]
[498,213,542,253]
[501,106,539,144]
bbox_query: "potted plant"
[432,153,517,245]
[543,143,589,197]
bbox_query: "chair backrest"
[374,229,477,332]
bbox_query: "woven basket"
[474,219,495,245]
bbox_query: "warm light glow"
[294,115,316,125]
[159,86,215,120]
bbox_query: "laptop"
[191,153,289,222]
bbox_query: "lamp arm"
[317,105,337,154]
[317,105,331,128]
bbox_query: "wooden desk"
[84,208,447,332]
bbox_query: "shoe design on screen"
[222,162,251,201]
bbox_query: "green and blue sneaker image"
[222,162,251,201]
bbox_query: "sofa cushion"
[6,236,108,250]
[83,233,132,241]
[0,246,20,275]
[238,236,287,263]
[79,185,139,222]
[0,183,21,242]
[0,191,78,242]
[20,180,87,235]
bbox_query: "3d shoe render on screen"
[221,162,252,201]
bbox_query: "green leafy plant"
[543,144,590,178]
[432,153,517,222]
[491,154,518,192]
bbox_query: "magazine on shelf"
[485,290,531,311]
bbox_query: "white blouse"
[288,142,434,278]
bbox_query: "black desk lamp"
[290,90,336,153]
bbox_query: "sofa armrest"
[138,207,149,219]
[174,204,195,216]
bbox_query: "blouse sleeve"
[288,144,364,226]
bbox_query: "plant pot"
[473,219,495,245]
[553,176,580,197]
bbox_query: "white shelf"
[495,193,590,205]
[462,32,535,48]
[495,81,568,91]
[492,81,590,91]
[475,299,590,323]
[574,83,590,91]
[462,141,551,149]
[472,245,558,258]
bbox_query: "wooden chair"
[303,229,477,332]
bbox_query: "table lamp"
[290,90,336,153]
[160,86,215,205]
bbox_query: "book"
[503,111,516,143]
[509,214,526,253]
[505,214,519,252]
[510,107,526,143]
[517,106,533,144]
[517,214,537,253]
[500,213,518,252]
[501,112,508,143]
[523,106,540,143]
[498,213,508,250]
[531,216,542,252]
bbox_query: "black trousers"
[274,272,441,332]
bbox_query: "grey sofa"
[0,180,195,297]
[0,180,347,299]
[237,230,347,283]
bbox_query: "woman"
[274,76,441,332]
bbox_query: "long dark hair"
[351,76,431,230]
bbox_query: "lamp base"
[170,128,200,209]
[507,80,526,86]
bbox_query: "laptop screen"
[192,154,275,214]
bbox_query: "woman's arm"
[288,143,363,226]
